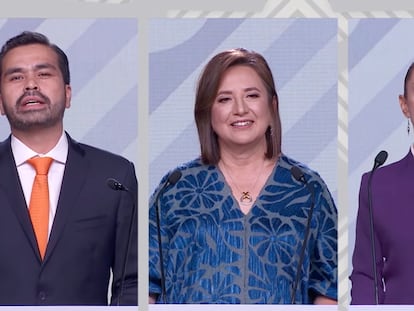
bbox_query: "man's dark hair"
[0,31,70,84]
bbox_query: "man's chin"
[10,119,60,132]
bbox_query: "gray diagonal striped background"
[0,18,138,162]
[2,1,414,310]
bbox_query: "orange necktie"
[27,157,53,260]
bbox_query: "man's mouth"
[25,99,43,106]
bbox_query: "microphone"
[107,178,129,191]
[154,169,182,303]
[367,150,388,304]
[290,165,316,304]
[106,177,137,306]
[372,150,388,170]
[291,165,306,184]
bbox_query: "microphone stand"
[367,150,388,304]
[154,170,182,303]
[290,166,315,304]
[106,177,137,306]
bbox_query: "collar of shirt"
[11,132,68,166]
[10,132,69,236]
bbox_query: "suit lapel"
[44,135,89,262]
[0,137,40,258]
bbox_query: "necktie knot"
[28,157,53,175]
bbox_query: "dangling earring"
[408,118,411,135]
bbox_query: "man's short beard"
[3,106,65,132]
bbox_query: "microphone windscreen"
[106,178,127,191]
[107,178,119,190]
[168,170,182,186]
[291,166,305,183]
[374,150,388,167]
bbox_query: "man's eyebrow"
[3,67,24,76]
[34,63,58,71]
[3,63,58,76]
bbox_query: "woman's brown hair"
[194,48,282,164]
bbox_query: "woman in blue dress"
[149,48,337,304]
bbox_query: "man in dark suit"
[0,31,137,305]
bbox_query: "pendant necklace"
[220,160,265,206]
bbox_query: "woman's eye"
[218,97,231,103]
[247,93,259,99]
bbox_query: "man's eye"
[38,72,51,77]
[9,75,23,81]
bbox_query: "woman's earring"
[408,119,411,135]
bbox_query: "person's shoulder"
[0,136,11,153]
[279,154,321,180]
[179,157,213,172]
[279,154,335,208]
[150,157,209,198]
[69,136,132,166]
[163,157,210,178]
[157,157,214,186]
[362,151,412,180]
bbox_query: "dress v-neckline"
[217,159,279,216]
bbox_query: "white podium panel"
[148,305,336,311]
[0,305,337,311]
[0,308,137,311]
[3,305,413,311]
[349,306,414,310]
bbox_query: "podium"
[148,305,336,311]
[0,305,336,310]
[0,308,136,311]
[349,306,414,310]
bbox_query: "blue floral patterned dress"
[149,154,337,304]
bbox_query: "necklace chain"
[220,160,265,206]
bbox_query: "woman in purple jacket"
[350,62,414,304]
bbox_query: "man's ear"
[65,84,72,109]
[0,94,5,116]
